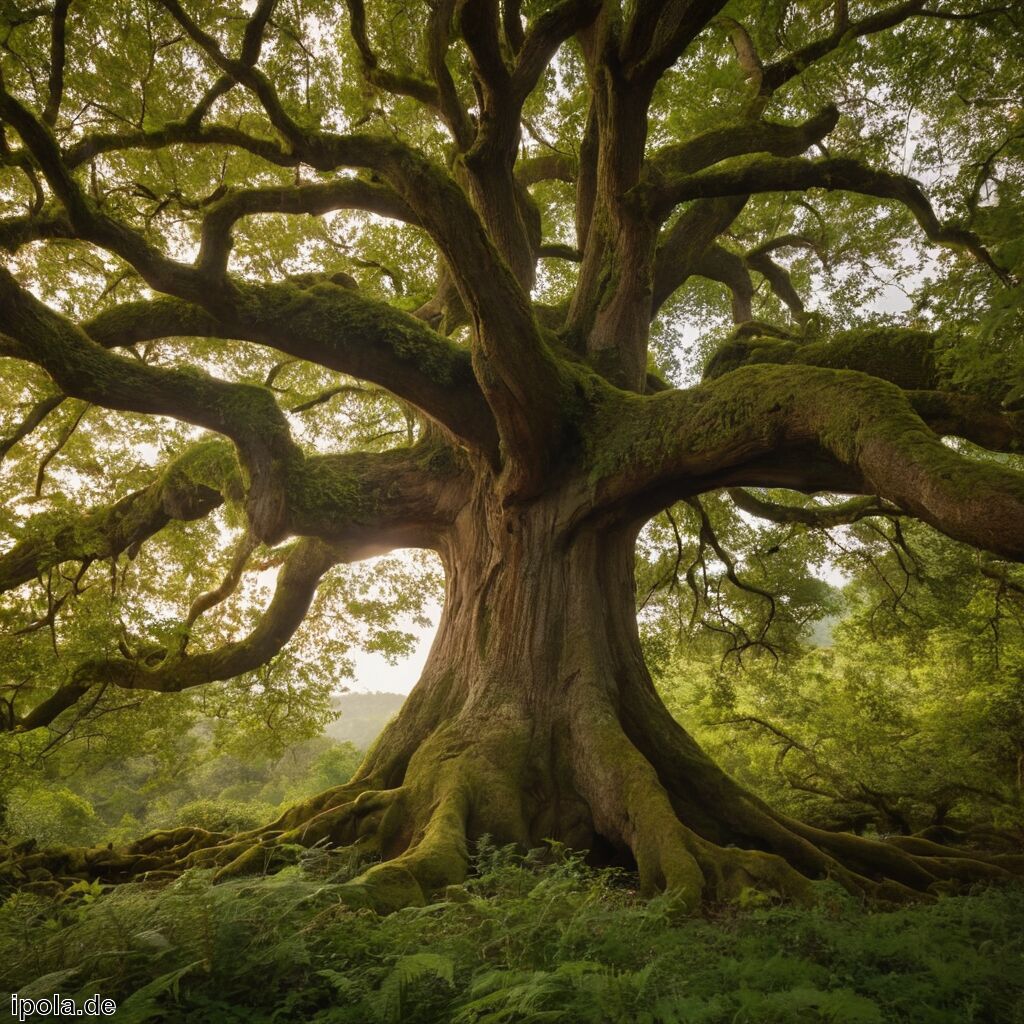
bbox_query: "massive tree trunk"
[265,481,1020,911]
[2,0,1024,913]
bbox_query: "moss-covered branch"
[0,268,305,541]
[83,281,500,460]
[907,391,1024,454]
[0,440,236,595]
[588,363,1024,561]
[8,538,338,734]
[703,330,1024,452]
[644,106,840,190]
[195,180,418,275]
[704,327,940,390]
[2,437,467,733]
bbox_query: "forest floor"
[1,842,1022,1024]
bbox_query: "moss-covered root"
[212,738,476,911]
[572,699,815,908]
[581,727,818,909]
[209,786,403,883]
[570,702,705,907]
[569,691,1022,911]
[336,787,471,913]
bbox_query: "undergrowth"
[1,842,1022,1023]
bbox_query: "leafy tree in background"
[0,0,1022,910]
[642,498,1024,842]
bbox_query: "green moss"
[237,281,472,390]
[286,455,376,526]
[165,438,243,499]
[704,327,938,390]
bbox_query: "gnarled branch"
[590,363,1024,562]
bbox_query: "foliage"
[647,510,1024,837]
[3,787,103,850]
[1,844,1021,1023]
[1,724,365,849]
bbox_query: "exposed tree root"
[2,702,1019,913]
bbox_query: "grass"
[1,842,1022,1023]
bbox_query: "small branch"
[183,529,259,636]
[537,242,582,261]
[344,0,444,109]
[289,383,369,414]
[9,538,339,733]
[685,495,778,652]
[729,488,904,528]
[34,400,88,497]
[0,392,65,462]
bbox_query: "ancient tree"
[1,0,1023,910]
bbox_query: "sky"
[347,596,439,695]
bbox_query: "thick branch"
[704,327,939,391]
[645,106,840,187]
[728,488,903,528]
[515,152,578,186]
[196,180,418,275]
[590,364,1024,561]
[0,440,235,595]
[652,196,748,315]
[0,268,299,541]
[640,155,1004,275]
[10,538,338,733]
[82,281,499,460]
[692,244,753,323]
[704,331,1024,450]
[0,439,465,599]
[620,0,728,86]
[908,391,1024,454]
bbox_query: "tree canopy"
[1,0,1023,910]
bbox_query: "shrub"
[155,799,278,834]
[3,787,103,848]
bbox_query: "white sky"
[346,597,438,694]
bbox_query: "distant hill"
[325,691,407,750]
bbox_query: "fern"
[373,953,454,1023]
[1,852,1022,1023]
